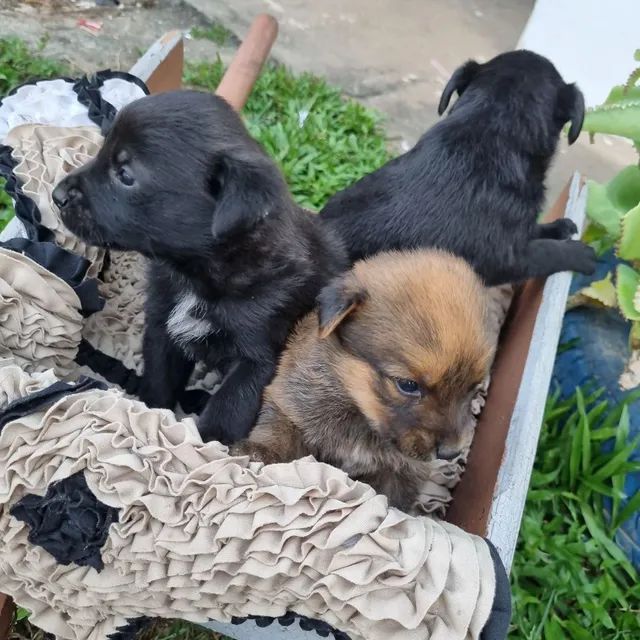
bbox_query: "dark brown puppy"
[231,249,492,512]
[51,90,347,444]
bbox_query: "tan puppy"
[231,249,493,512]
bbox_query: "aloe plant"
[570,49,640,389]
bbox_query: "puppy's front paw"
[198,389,258,444]
[568,240,597,275]
[229,441,276,464]
[197,413,233,445]
[138,383,173,410]
[554,218,578,239]
[538,218,578,240]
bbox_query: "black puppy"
[53,90,346,443]
[320,50,596,286]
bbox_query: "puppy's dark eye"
[394,378,421,398]
[116,166,135,187]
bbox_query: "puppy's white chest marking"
[166,292,213,345]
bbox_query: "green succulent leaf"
[618,202,640,261]
[587,181,623,237]
[607,165,640,211]
[582,99,640,141]
[582,222,616,256]
[604,83,640,107]
[586,167,640,240]
[15,607,30,621]
[616,264,640,321]
[568,273,617,310]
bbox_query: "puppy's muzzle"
[52,177,83,212]
[436,446,462,461]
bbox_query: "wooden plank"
[447,173,586,571]
[129,30,184,94]
[0,594,12,640]
[215,14,278,111]
[486,174,586,570]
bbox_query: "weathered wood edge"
[486,172,586,571]
[129,30,184,94]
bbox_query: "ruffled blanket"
[0,74,512,640]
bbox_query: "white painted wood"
[486,172,586,572]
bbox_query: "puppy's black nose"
[436,448,461,461]
[52,181,82,210]
[52,183,69,209]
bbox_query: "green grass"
[3,40,640,640]
[184,59,390,210]
[10,616,220,640]
[511,388,640,639]
[0,178,12,231]
[0,37,67,97]
[189,24,234,48]
[0,38,68,231]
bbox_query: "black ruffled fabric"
[0,376,107,432]
[10,471,119,572]
[0,238,104,316]
[231,613,351,640]
[0,144,54,242]
[73,71,149,135]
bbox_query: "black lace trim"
[72,70,149,135]
[231,613,351,640]
[106,616,153,640]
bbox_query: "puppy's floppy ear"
[208,153,284,243]
[317,273,367,339]
[438,60,481,116]
[556,83,585,145]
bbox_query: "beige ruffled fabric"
[0,248,82,377]
[82,250,147,374]
[6,123,105,276]
[0,361,496,640]
[0,358,59,406]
